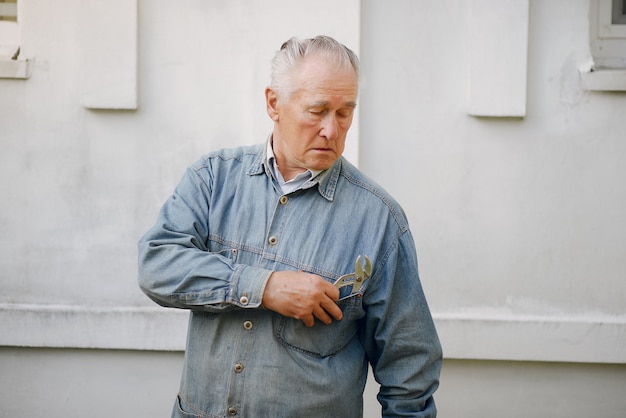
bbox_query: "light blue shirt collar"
[266,138,322,194]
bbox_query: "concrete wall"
[1,0,625,417]
[2,347,625,417]
[361,0,626,365]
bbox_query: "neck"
[270,138,306,182]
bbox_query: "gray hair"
[269,35,360,98]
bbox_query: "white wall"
[1,348,624,418]
[0,347,184,417]
[1,0,625,417]
[0,0,360,349]
[361,0,626,364]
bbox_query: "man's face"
[266,54,358,181]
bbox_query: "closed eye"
[337,108,354,118]
[308,107,326,115]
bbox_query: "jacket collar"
[247,139,341,202]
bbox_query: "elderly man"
[138,35,442,417]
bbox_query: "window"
[590,0,626,69]
[581,0,626,91]
[613,0,626,24]
[0,0,31,79]
[0,0,18,58]
[597,0,626,40]
[0,0,16,22]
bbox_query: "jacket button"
[239,296,249,305]
[228,406,237,415]
[243,320,253,330]
[268,236,278,245]
[234,363,244,373]
[279,195,288,205]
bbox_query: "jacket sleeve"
[361,230,442,417]
[137,164,272,311]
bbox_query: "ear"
[265,87,280,122]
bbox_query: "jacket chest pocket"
[274,296,364,358]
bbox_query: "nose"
[319,113,339,140]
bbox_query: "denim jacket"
[138,144,442,417]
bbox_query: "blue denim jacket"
[138,144,441,417]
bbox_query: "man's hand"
[262,270,343,327]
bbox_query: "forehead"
[289,54,358,103]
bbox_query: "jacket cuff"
[230,264,273,308]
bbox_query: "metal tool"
[334,255,372,293]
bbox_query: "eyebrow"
[310,100,358,108]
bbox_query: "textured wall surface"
[1,0,625,416]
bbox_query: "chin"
[312,161,336,171]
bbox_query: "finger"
[322,281,340,301]
[313,306,333,325]
[300,314,315,328]
[320,298,343,321]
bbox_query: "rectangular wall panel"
[467,0,529,117]
[80,0,137,109]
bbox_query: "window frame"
[599,0,626,38]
